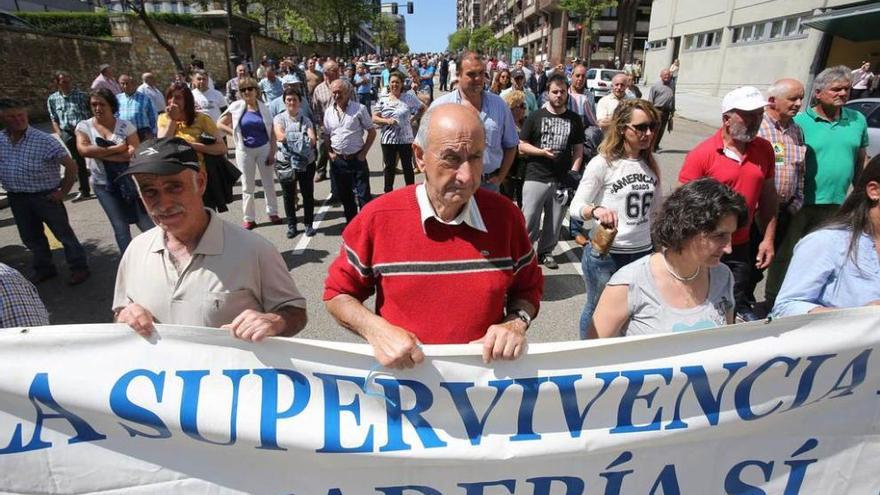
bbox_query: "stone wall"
[113,14,230,86]
[251,34,292,62]
[0,25,133,120]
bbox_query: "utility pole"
[226,0,238,80]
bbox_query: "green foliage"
[16,12,111,37]
[468,26,494,52]
[447,27,470,52]
[372,13,400,54]
[146,13,218,33]
[558,0,617,38]
[283,9,315,43]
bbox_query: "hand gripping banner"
[1,308,879,494]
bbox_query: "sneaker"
[540,254,558,270]
[286,226,297,239]
[269,215,283,225]
[68,270,90,286]
[304,226,317,237]
[736,309,761,323]
[72,192,92,202]
[242,221,257,230]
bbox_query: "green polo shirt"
[793,106,868,205]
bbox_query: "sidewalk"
[670,89,722,127]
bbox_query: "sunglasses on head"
[628,122,658,133]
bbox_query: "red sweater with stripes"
[323,185,543,344]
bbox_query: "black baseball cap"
[118,137,201,178]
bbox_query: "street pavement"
[0,105,727,343]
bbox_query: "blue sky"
[403,0,456,53]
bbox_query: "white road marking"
[292,193,334,255]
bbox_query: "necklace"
[661,252,701,282]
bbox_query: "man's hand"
[222,309,285,342]
[47,189,65,203]
[356,150,367,161]
[541,147,555,159]
[470,320,527,364]
[266,155,275,166]
[329,150,337,161]
[365,324,424,369]
[116,303,156,337]
[755,238,775,269]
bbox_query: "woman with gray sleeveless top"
[589,179,747,337]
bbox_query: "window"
[684,29,721,51]
[647,39,667,51]
[730,14,809,45]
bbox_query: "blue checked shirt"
[47,90,91,132]
[0,127,68,193]
[0,263,50,328]
[116,91,157,133]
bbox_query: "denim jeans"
[93,183,154,253]
[580,248,652,339]
[330,156,372,222]
[8,191,88,276]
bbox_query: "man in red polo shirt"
[679,86,778,322]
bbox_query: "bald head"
[611,73,628,98]
[330,79,350,106]
[766,78,805,123]
[323,60,340,82]
[660,69,671,84]
[414,104,485,220]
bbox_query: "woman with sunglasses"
[570,99,663,339]
[157,82,227,169]
[490,69,512,95]
[372,71,424,193]
[218,77,280,230]
[76,88,153,254]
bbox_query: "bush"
[147,13,218,33]
[16,12,111,37]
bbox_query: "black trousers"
[60,130,90,195]
[653,109,672,151]
[381,143,414,192]
[279,162,316,229]
[721,223,763,313]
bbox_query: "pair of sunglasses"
[627,122,659,133]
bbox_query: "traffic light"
[391,2,398,14]
[407,1,413,14]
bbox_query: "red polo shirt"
[679,130,775,246]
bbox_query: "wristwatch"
[512,309,532,329]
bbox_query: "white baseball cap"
[721,86,768,113]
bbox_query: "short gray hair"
[766,78,803,99]
[414,104,437,149]
[813,65,852,92]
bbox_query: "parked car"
[0,11,36,29]
[845,98,880,160]
[586,68,624,98]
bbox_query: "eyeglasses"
[241,87,257,92]
[627,122,658,134]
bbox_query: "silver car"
[845,98,880,160]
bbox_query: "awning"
[802,3,880,42]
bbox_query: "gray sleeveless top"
[608,255,734,336]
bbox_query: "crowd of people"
[1,49,878,367]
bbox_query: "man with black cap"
[112,137,308,340]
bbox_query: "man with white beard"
[678,86,779,322]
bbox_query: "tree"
[119,0,185,73]
[447,27,470,52]
[468,26,494,52]
[559,0,617,65]
[371,13,399,56]
[298,0,375,56]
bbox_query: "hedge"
[14,12,222,38]
[16,12,112,37]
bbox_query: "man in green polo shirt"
[769,66,869,307]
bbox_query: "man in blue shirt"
[0,98,89,285]
[117,74,157,141]
[418,56,435,104]
[431,51,519,193]
[259,67,284,103]
[47,70,92,201]
[353,63,373,109]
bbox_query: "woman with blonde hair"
[569,98,662,338]
[218,76,279,230]
[500,89,527,206]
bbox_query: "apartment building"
[643,0,880,97]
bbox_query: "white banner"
[1,308,880,494]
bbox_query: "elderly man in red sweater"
[324,103,543,369]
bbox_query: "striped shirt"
[0,127,68,193]
[116,91,157,133]
[374,93,421,144]
[0,264,50,328]
[758,113,806,212]
[46,90,91,131]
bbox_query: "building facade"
[643,0,880,97]
[457,0,649,66]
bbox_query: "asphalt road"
[0,112,721,343]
